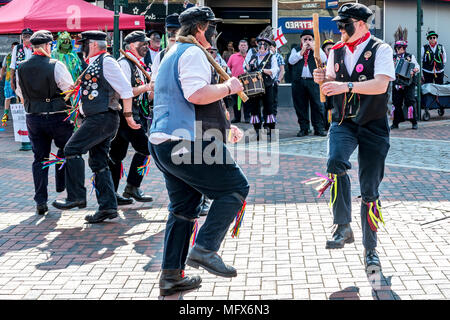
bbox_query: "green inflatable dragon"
[51,31,82,81]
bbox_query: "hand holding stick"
[313,13,327,103]
[177,35,249,103]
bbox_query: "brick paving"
[0,105,449,300]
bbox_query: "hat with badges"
[78,30,107,43]
[332,3,373,22]
[124,31,150,44]
[179,6,222,26]
[30,30,53,45]
[166,13,181,29]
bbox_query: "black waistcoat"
[118,56,149,124]
[194,68,230,142]
[422,43,445,72]
[80,53,120,117]
[332,37,388,125]
[15,44,28,64]
[17,55,67,114]
[249,52,274,88]
[291,47,317,81]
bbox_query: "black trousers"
[272,81,279,116]
[423,71,444,84]
[230,94,251,122]
[249,84,275,128]
[109,114,150,191]
[392,84,417,125]
[26,113,74,205]
[64,110,120,210]
[292,78,325,133]
[327,117,390,249]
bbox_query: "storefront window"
[277,0,384,83]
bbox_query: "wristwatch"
[347,82,354,93]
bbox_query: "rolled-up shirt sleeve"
[374,43,396,81]
[288,48,302,65]
[54,61,74,93]
[10,46,17,71]
[178,46,211,100]
[103,56,133,99]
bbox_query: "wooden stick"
[119,49,152,81]
[177,35,249,103]
[313,13,326,103]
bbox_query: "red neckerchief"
[149,47,159,52]
[86,50,108,64]
[33,51,47,57]
[430,42,437,48]
[332,32,371,53]
[125,50,147,68]
[24,43,32,50]
[303,49,311,66]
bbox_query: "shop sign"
[279,17,339,34]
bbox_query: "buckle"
[45,98,51,102]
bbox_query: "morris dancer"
[149,6,249,296]
[312,3,395,274]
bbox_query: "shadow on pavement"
[0,212,61,258]
[35,209,150,270]
[368,272,401,300]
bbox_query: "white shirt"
[10,45,33,70]
[150,50,164,83]
[326,37,396,81]
[288,47,328,78]
[243,51,279,80]
[149,49,159,65]
[149,44,212,145]
[118,52,146,89]
[79,54,133,115]
[421,42,447,73]
[15,59,74,104]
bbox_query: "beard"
[137,44,148,57]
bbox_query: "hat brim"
[332,15,353,22]
[427,33,438,39]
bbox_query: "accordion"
[395,58,415,86]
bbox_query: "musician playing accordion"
[391,27,420,130]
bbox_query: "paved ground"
[0,105,449,300]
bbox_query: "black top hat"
[78,31,107,42]
[21,28,33,35]
[332,3,373,22]
[124,31,150,44]
[166,13,181,29]
[301,29,314,38]
[179,6,222,25]
[427,31,438,39]
[30,30,53,45]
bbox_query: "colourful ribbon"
[231,200,247,238]
[137,156,151,176]
[367,200,385,232]
[41,153,65,170]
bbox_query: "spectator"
[270,43,285,116]
[144,30,162,71]
[227,39,251,123]
[1,41,19,126]
[422,30,446,84]
[222,41,235,63]
[289,29,327,137]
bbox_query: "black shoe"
[123,184,153,202]
[325,224,354,249]
[85,209,118,224]
[411,123,418,130]
[52,199,87,210]
[314,130,327,137]
[296,130,308,137]
[390,124,399,129]
[186,244,237,278]
[159,269,202,296]
[231,119,240,124]
[116,193,133,206]
[36,203,48,215]
[199,197,212,217]
[364,248,382,274]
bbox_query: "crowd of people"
[0,1,448,298]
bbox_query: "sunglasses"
[302,37,313,42]
[429,36,437,40]
[336,20,356,30]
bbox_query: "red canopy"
[0,0,145,34]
